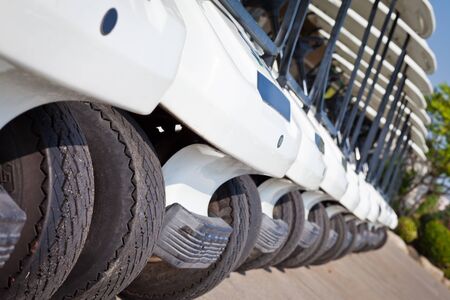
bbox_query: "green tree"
[415,195,440,217]
[395,216,418,243]
[417,220,450,274]
[396,83,450,215]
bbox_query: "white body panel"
[411,142,427,161]
[381,0,435,38]
[340,168,361,212]
[286,102,326,190]
[318,140,348,200]
[350,0,435,39]
[377,198,390,226]
[332,54,428,148]
[384,206,392,226]
[334,35,433,98]
[389,211,399,229]
[0,0,416,231]
[330,53,429,136]
[331,58,427,156]
[0,0,185,128]
[312,1,436,74]
[353,176,373,220]
[418,108,432,126]
[367,186,381,222]
[161,1,300,177]
[332,34,432,98]
[364,104,428,156]
[331,52,427,111]
[310,6,433,95]
[307,114,348,200]
[381,200,396,227]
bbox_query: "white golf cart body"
[0,0,433,231]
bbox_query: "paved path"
[199,233,450,300]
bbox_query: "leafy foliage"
[393,84,450,277]
[398,169,418,197]
[395,216,418,243]
[444,267,450,280]
[426,84,450,189]
[420,206,450,230]
[417,220,450,273]
[395,84,450,215]
[415,195,439,217]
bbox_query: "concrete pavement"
[199,233,450,300]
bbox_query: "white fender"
[325,205,348,219]
[257,178,300,218]
[344,214,358,223]
[0,60,88,129]
[302,191,333,219]
[163,144,255,216]
[354,220,366,227]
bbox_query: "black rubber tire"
[334,219,358,260]
[121,176,251,300]
[238,191,304,271]
[310,214,347,265]
[234,176,262,269]
[0,103,94,300]
[299,211,337,267]
[359,232,375,252]
[371,228,388,250]
[277,203,329,269]
[353,223,369,253]
[362,227,387,252]
[267,191,305,266]
[53,103,165,299]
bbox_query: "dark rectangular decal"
[257,72,291,121]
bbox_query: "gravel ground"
[198,232,450,300]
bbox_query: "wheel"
[267,191,305,267]
[277,203,330,269]
[53,103,165,299]
[0,103,94,299]
[371,227,388,250]
[121,176,252,300]
[238,191,304,270]
[310,214,347,265]
[359,230,375,252]
[353,223,369,253]
[334,219,358,260]
[299,210,339,267]
[362,227,387,252]
[234,176,262,269]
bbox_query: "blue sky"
[428,0,450,86]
